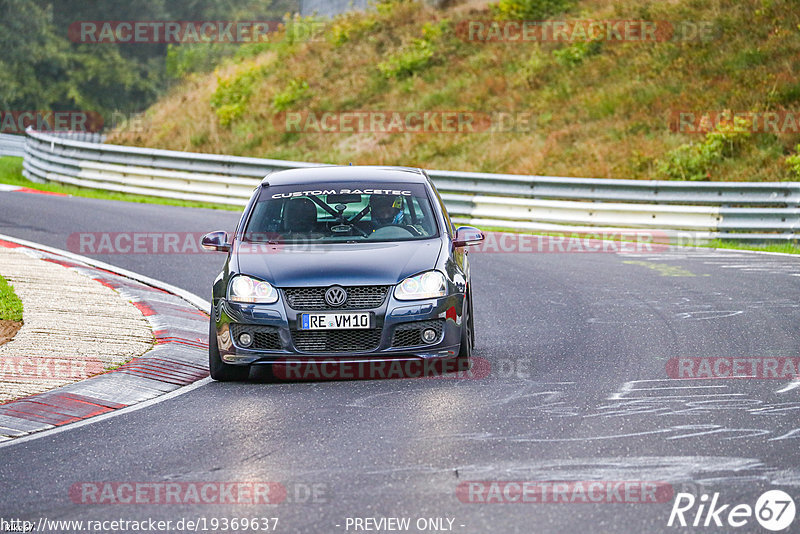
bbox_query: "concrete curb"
[0,235,210,442]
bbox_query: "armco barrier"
[0,133,26,158]
[20,129,800,242]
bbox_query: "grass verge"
[0,157,238,211]
[0,275,23,322]
[704,239,800,255]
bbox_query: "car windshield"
[243,181,439,243]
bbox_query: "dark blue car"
[202,166,484,381]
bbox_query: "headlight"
[228,275,278,304]
[394,271,447,301]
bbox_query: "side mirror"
[453,226,484,247]
[202,231,231,252]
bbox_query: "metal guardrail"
[20,129,800,242]
[0,134,26,158]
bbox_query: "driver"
[368,195,406,230]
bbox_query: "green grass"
[0,157,238,211]
[704,239,800,254]
[108,0,800,182]
[0,275,23,322]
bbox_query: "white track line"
[0,378,212,449]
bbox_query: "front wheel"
[209,320,250,381]
[457,298,473,369]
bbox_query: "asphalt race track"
[1,192,800,532]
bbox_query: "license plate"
[300,312,372,330]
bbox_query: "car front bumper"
[213,291,465,366]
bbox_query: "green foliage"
[377,21,448,79]
[553,40,602,66]
[0,0,300,125]
[515,46,551,87]
[373,0,410,18]
[0,0,160,117]
[210,65,265,127]
[329,14,379,46]
[657,117,753,180]
[378,39,435,78]
[421,19,448,42]
[166,44,236,79]
[272,79,312,111]
[786,145,800,179]
[491,0,574,20]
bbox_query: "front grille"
[231,324,282,350]
[292,329,382,353]
[284,286,390,310]
[392,320,445,348]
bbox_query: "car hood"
[234,240,443,287]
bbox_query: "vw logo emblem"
[324,286,347,307]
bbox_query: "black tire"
[468,287,475,350]
[457,296,473,369]
[209,319,250,381]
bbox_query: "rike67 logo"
[668,490,796,531]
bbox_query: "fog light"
[422,328,437,343]
[239,332,253,347]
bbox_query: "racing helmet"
[369,195,404,225]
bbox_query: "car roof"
[260,165,428,186]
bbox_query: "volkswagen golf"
[202,165,484,381]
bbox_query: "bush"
[657,117,752,180]
[272,78,311,111]
[786,145,800,179]
[210,64,265,127]
[166,44,235,79]
[329,13,379,47]
[377,20,448,79]
[378,39,435,78]
[552,40,602,66]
